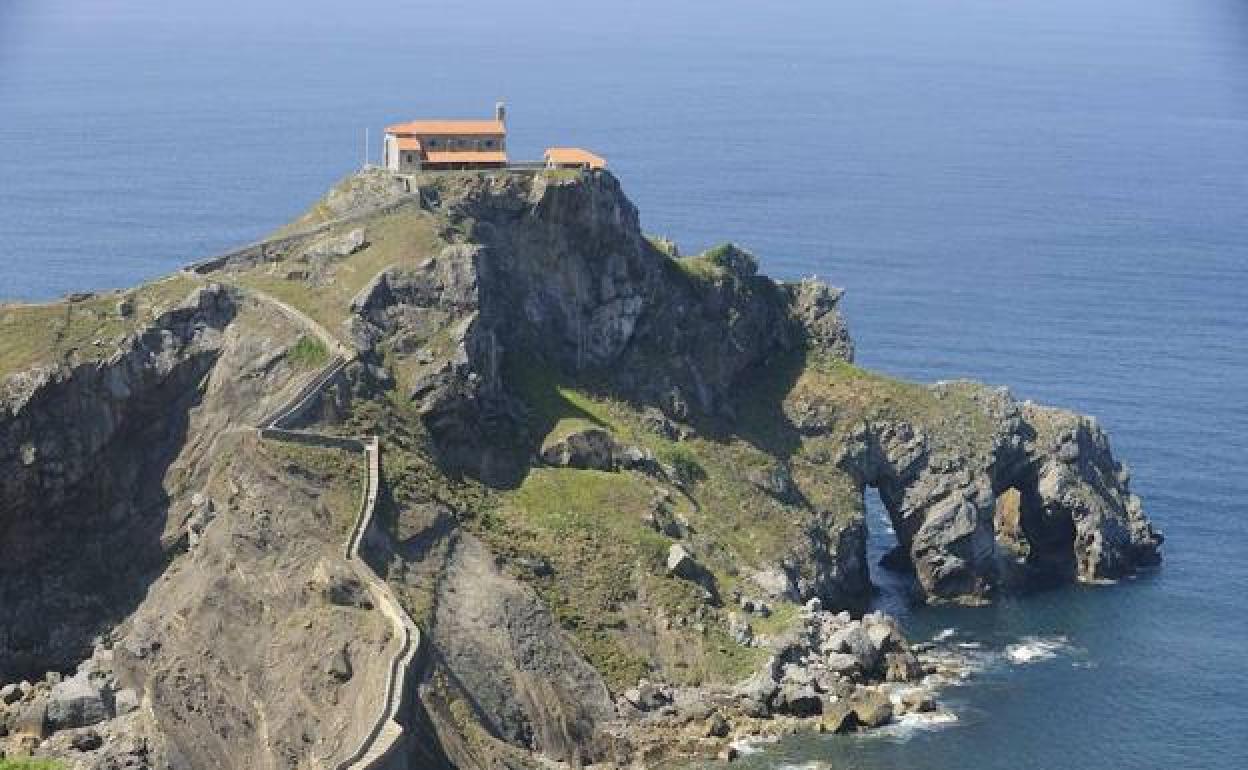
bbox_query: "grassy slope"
[458,346,1006,691]
[0,274,202,379]
[227,207,443,342]
[0,760,64,770]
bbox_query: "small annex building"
[383,102,508,172]
[544,147,607,171]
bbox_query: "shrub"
[659,444,706,484]
[288,334,330,368]
[702,242,758,277]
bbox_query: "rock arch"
[837,387,1162,604]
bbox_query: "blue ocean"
[2,1,1246,767]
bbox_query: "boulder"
[13,696,48,738]
[818,701,859,734]
[622,680,672,712]
[727,613,755,646]
[666,544,701,581]
[734,671,778,717]
[863,616,901,653]
[772,680,822,717]
[640,407,678,439]
[72,728,104,751]
[825,652,861,676]
[851,692,893,728]
[0,683,19,705]
[705,712,730,738]
[883,651,923,682]
[747,463,799,503]
[328,644,353,682]
[896,688,937,714]
[47,673,110,730]
[303,228,366,262]
[540,427,616,471]
[826,623,878,670]
[113,688,139,716]
[751,566,796,600]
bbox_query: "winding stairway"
[246,288,421,770]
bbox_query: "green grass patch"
[0,274,201,379]
[540,168,584,182]
[656,444,705,484]
[229,208,442,342]
[287,334,330,369]
[0,759,65,770]
[263,442,367,538]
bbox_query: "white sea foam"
[932,627,957,642]
[730,736,772,755]
[875,710,960,739]
[1005,635,1071,664]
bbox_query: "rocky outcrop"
[415,535,615,766]
[0,285,237,680]
[347,172,854,437]
[837,382,1163,602]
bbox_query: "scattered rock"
[747,463,799,503]
[772,680,822,717]
[540,427,616,471]
[851,692,893,728]
[896,688,936,714]
[727,614,755,646]
[318,566,374,609]
[825,652,860,676]
[666,544,702,581]
[328,644,353,683]
[112,688,139,716]
[622,680,672,712]
[72,728,104,751]
[47,673,110,730]
[303,228,366,262]
[705,712,730,738]
[641,407,678,439]
[0,683,19,705]
[13,696,48,738]
[818,701,859,734]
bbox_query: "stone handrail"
[244,289,420,770]
[261,355,350,432]
[184,195,422,276]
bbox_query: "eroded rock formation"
[0,168,1161,769]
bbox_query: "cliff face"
[0,287,395,768]
[0,285,236,681]
[0,168,1161,769]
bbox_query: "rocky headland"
[0,168,1162,768]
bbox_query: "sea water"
[2,1,1246,767]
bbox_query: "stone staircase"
[245,289,421,770]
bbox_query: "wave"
[1004,635,1071,664]
[932,627,957,642]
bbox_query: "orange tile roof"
[395,137,423,151]
[386,120,505,136]
[422,150,508,165]
[544,147,607,169]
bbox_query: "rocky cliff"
[0,168,1161,769]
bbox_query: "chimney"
[495,100,506,125]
